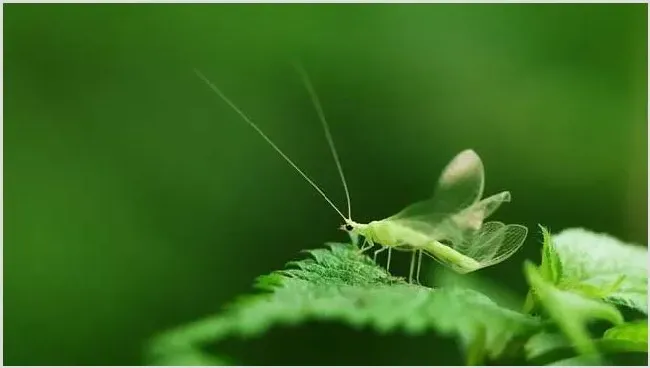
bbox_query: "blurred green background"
[4,3,647,365]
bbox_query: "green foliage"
[603,320,648,351]
[552,228,647,313]
[147,243,539,365]
[525,332,571,361]
[148,227,647,365]
[524,261,623,357]
[546,355,603,366]
[539,225,563,285]
[523,227,647,365]
[525,328,648,365]
[525,226,646,313]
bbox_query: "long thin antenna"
[293,63,352,220]
[194,68,347,221]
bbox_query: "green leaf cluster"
[523,226,647,364]
[147,227,647,365]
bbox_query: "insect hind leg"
[386,248,393,272]
[415,250,423,284]
[408,251,416,283]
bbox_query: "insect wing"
[458,221,528,268]
[388,149,485,223]
[420,221,528,273]
[451,191,511,232]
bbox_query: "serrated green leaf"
[523,225,565,314]
[552,228,647,314]
[434,267,525,317]
[539,225,563,284]
[147,243,540,365]
[524,225,565,314]
[524,261,623,359]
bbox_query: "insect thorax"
[360,221,397,246]
[362,220,434,249]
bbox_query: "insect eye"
[344,224,354,231]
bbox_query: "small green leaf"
[602,319,648,352]
[525,332,570,360]
[524,225,564,314]
[526,329,647,364]
[524,261,623,358]
[564,275,627,301]
[147,243,540,365]
[465,324,487,366]
[546,355,602,366]
[539,225,563,284]
[552,228,647,314]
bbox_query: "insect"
[354,148,529,282]
[194,65,527,283]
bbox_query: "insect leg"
[386,248,393,272]
[359,238,373,253]
[373,246,386,263]
[357,238,367,252]
[408,251,416,283]
[416,250,423,284]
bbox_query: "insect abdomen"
[422,240,481,273]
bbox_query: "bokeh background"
[4,3,647,365]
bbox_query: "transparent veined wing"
[387,150,517,247]
[450,191,512,232]
[390,191,513,249]
[387,149,485,225]
[449,221,528,273]
[394,220,527,274]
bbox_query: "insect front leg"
[359,238,373,253]
[373,246,386,263]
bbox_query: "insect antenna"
[293,62,352,220]
[194,68,347,220]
